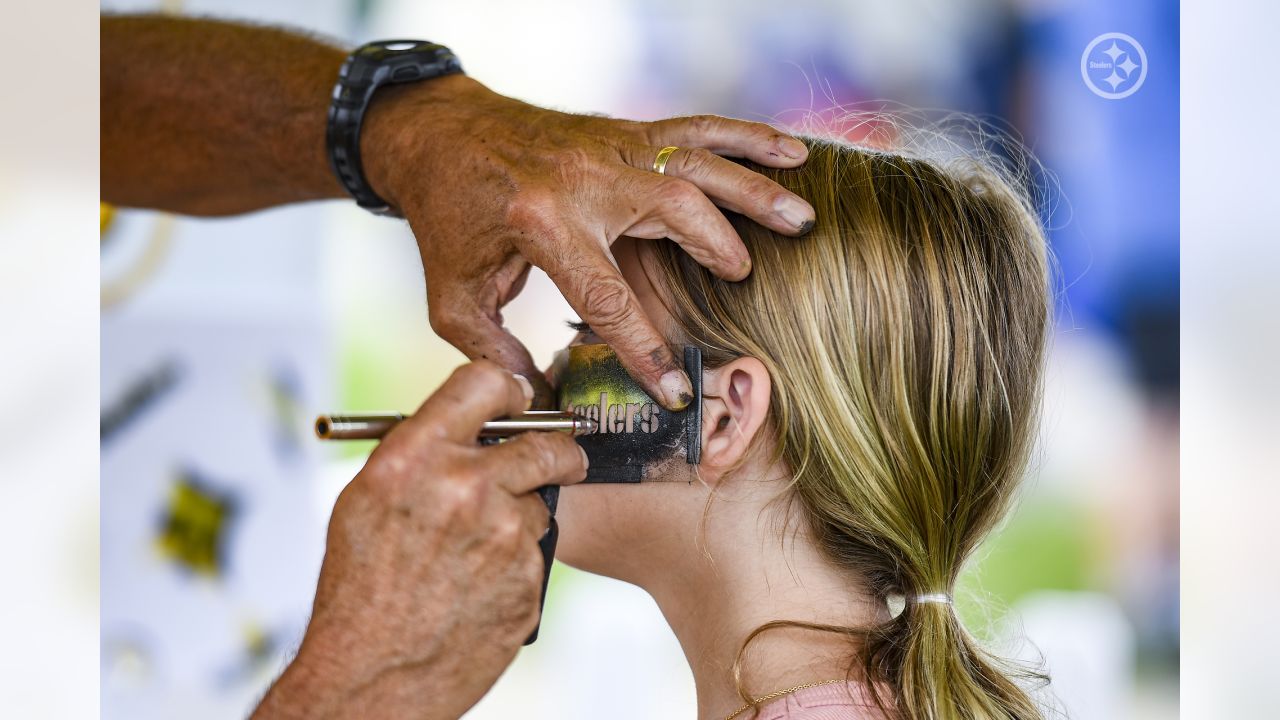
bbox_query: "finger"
[396,360,533,445]
[487,431,589,496]
[621,169,753,280]
[512,492,553,544]
[645,146,815,236]
[546,250,693,410]
[425,281,557,409]
[645,114,809,167]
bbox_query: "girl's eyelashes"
[565,319,593,334]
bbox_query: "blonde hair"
[648,135,1052,719]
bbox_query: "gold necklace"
[723,679,848,720]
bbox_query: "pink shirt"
[752,681,892,720]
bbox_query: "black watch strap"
[326,40,464,216]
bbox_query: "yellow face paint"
[551,344,702,483]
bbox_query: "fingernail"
[513,373,534,407]
[659,370,694,410]
[774,196,816,231]
[778,136,807,160]
[578,445,590,470]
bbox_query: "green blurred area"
[956,494,1097,638]
[334,343,389,459]
[335,325,460,459]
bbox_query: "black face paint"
[551,344,702,482]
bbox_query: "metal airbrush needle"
[314,410,597,440]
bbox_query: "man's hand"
[361,75,815,410]
[253,362,588,720]
[102,16,815,409]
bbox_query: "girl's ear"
[699,357,772,477]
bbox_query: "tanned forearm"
[101,15,349,215]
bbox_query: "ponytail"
[730,588,1049,720]
[861,590,1048,720]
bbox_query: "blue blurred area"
[1021,1,1180,398]
[617,0,1180,400]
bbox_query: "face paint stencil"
[552,344,702,482]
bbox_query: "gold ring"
[652,146,680,175]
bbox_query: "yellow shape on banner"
[242,621,273,664]
[156,474,232,576]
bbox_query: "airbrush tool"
[316,344,703,643]
[315,410,596,440]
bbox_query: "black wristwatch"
[326,40,464,216]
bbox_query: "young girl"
[553,137,1052,720]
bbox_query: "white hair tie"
[912,593,953,605]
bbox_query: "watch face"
[377,40,428,52]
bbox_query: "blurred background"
[93,0,1177,718]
